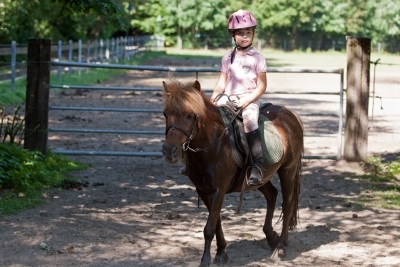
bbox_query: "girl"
[210,10,267,186]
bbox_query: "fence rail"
[1,36,165,89]
[47,60,344,160]
[20,38,348,160]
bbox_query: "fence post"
[57,40,62,82]
[78,39,82,75]
[94,39,98,62]
[24,38,51,154]
[86,39,91,63]
[11,41,16,90]
[99,39,104,62]
[68,40,72,76]
[116,38,119,63]
[344,36,371,162]
[106,38,110,60]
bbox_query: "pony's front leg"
[198,188,228,267]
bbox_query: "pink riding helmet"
[227,10,257,31]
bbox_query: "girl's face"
[233,27,254,47]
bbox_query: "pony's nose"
[162,144,177,156]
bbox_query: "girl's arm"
[210,72,227,104]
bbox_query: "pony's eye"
[163,112,167,118]
[186,113,194,119]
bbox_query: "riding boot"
[246,129,264,186]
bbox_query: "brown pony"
[162,80,303,267]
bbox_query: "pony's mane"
[163,80,207,118]
[163,79,223,141]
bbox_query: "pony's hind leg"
[258,181,280,249]
[272,165,301,258]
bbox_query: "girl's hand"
[233,95,252,109]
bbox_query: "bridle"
[165,114,210,152]
[165,94,242,153]
[165,111,231,153]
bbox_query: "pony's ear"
[162,81,171,96]
[193,80,201,92]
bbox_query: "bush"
[0,143,86,192]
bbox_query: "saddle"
[218,102,284,169]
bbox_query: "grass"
[0,190,44,215]
[348,156,400,210]
[0,148,89,217]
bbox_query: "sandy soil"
[1,56,400,267]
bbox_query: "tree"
[0,0,399,52]
[159,0,231,48]
[0,0,128,43]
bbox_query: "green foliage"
[0,80,26,106]
[0,189,44,216]
[0,0,128,42]
[0,144,89,216]
[1,0,400,52]
[367,156,400,181]
[51,0,128,30]
[0,143,88,192]
[387,159,400,177]
[355,156,400,209]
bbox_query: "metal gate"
[48,61,344,160]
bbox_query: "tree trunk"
[343,36,371,162]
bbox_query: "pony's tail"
[289,153,302,230]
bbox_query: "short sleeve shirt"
[220,48,267,96]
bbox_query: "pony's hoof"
[213,252,229,265]
[266,231,280,248]
[271,246,286,260]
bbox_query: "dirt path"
[1,56,400,267]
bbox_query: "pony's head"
[163,80,207,119]
[162,80,219,163]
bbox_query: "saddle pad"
[219,107,284,167]
[259,114,284,164]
